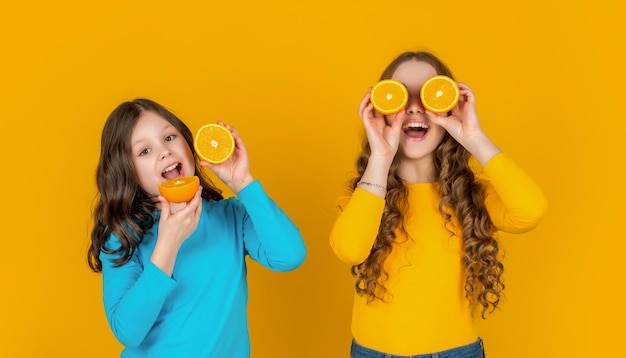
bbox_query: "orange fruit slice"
[420,75,460,113]
[194,124,235,164]
[370,79,408,115]
[158,175,200,203]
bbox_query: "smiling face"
[390,59,448,167]
[130,110,195,199]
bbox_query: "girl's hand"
[201,121,254,194]
[151,186,203,275]
[157,186,202,246]
[359,87,404,160]
[426,82,482,145]
[427,82,500,165]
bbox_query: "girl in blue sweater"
[88,98,306,357]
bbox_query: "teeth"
[163,163,178,173]
[402,122,429,129]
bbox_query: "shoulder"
[99,215,157,254]
[101,232,123,252]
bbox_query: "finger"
[427,111,446,127]
[389,111,405,132]
[461,88,475,104]
[158,196,171,217]
[188,186,203,209]
[194,189,203,219]
[361,102,375,120]
[456,82,475,103]
[456,82,471,91]
[169,188,201,218]
[219,121,238,136]
[359,88,373,117]
[230,129,246,151]
[217,120,241,141]
[450,104,462,118]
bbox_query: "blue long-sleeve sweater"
[100,180,306,357]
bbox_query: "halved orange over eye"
[420,75,459,113]
[370,79,408,115]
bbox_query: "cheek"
[134,163,156,188]
[430,124,447,140]
[183,147,196,171]
[384,112,405,125]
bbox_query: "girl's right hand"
[359,88,403,160]
[157,185,202,246]
[150,186,203,275]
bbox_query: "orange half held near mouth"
[158,176,200,203]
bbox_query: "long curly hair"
[88,98,223,272]
[350,51,504,318]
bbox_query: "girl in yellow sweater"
[330,50,547,358]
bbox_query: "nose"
[405,95,425,114]
[159,148,171,160]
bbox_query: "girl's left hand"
[201,121,254,193]
[427,82,482,147]
[427,82,501,165]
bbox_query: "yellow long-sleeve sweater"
[329,153,547,355]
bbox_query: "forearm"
[238,180,306,271]
[483,153,548,231]
[330,155,389,263]
[462,132,502,167]
[358,155,393,198]
[150,239,182,277]
[330,189,385,265]
[102,261,176,347]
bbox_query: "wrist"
[357,181,387,197]
[151,239,182,276]
[231,175,255,194]
[367,154,394,170]
[463,132,501,166]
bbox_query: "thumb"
[389,112,404,132]
[158,196,171,217]
[427,112,447,128]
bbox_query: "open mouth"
[162,163,182,180]
[402,122,429,139]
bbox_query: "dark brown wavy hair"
[350,51,504,318]
[88,98,223,272]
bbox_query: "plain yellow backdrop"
[1,0,624,357]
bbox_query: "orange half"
[420,75,459,113]
[194,124,235,164]
[158,176,200,203]
[370,79,408,115]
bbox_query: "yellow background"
[1,1,624,357]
